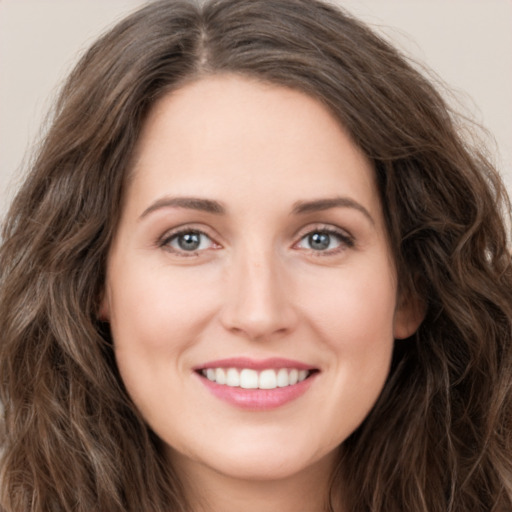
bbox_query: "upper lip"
[194,357,316,371]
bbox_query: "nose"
[219,247,298,341]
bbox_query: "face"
[102,75,420,487]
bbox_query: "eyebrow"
[139,195,374,224]
[139,196,226,220]
[291,197,374,224]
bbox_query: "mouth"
[197,367,315,390]
[194,358,319,410]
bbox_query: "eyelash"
[294,226,355,256]
[158,225,354,257]
[158,228,219,257]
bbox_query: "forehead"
[126,74,380,220]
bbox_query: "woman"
[1,0,511,510]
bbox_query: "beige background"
[1,0,511,218]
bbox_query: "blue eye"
[163,230,214,253]
[296,229,352,252]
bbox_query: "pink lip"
[197,373,317,410]
[194,357,314,371]
[194,357,319,411]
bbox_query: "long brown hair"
[1,1,511,510]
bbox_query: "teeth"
[215,368,226,385]
[201,367,311,389]
[226,368,240,387]
[259,369,277,389]
[240,369,258,389]
[277,368,289,387]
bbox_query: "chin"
[169,435,337,484]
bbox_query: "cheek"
[301,264,397,349]
[108,263,219,352]
[106,266,216,422]
[297,264,396,434]
[318,282,395,383]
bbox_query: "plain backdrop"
[1,0,511,218]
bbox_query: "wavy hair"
[1,0,511,510]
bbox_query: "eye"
[295,228,353,253]
[160,229,217,255]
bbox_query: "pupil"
[178,232,201,251]
[309,232,330,250]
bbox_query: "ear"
[393,291,425,340]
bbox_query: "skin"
[101,75,422,512]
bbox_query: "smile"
[195,358,319,410]
[201,367,310,390]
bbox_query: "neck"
[173,452,344,512]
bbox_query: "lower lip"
[197,372,317,410]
